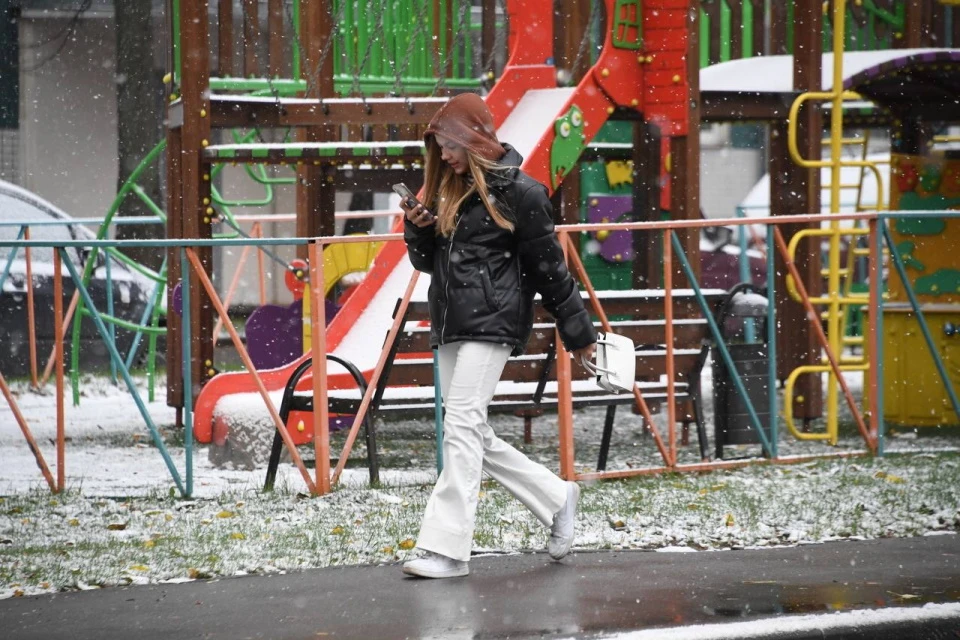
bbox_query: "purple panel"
[245,302,304,370]
[172,282,182,316]
[245,299,342,370]
[587,195,635,264]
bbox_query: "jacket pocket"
[480,269,501,311]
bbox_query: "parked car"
[0,179,154,377]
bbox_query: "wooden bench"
[265,289,727,488]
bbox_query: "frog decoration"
[550,105,586,189]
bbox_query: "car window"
[0,192,85,268]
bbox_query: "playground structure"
[4,1,960,498]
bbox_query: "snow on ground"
[604,602,960,639]
[1,369,959,600]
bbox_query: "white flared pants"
[415,341,568,562]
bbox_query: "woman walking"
[401,93,596,579]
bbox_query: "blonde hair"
[422,137,515,237]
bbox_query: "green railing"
[174,0,484,97]
[700,0,954,68]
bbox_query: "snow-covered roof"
[701,49,960,94]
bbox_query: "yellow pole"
[826,0,846,444]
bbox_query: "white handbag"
[580,331,636,394]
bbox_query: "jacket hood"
[488,144,523,187]
[424,93,506,162]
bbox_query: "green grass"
[3,451,958,597]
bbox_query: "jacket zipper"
[440,215,461,344]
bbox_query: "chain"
[349,0,388,98]
[431,0,471,96]
[479,0,509,85]
[281,0,345,101]
[570,0,604,83]
[391,0,434,96]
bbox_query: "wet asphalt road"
[2,535,959,639]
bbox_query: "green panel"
[592,120,633,144]
[699,8,710,68]
[579,249,634,291]
[252,148,270,158]
[719,0,731,62]
[218,148,237,159]
[741,0,753,58]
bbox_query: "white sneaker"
[547,481,580,560]
[402,551,469,579]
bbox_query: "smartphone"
[392,183,420,209]
[393,183,434,220]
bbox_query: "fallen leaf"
[725,514,735,527]
[399,538,415,550]
[230,532,246,540]
[382,546,395,554]
[107,523,127,531]
[143,540,156,548]
[68,519,80,527]
[331,526,345,535]
[216,511,235,519]
[130,565,150,572]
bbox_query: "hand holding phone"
[394,183,435,225]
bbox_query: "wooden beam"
[769,0,788,55]
[632,120,661,289]
[165,124,183,409]
[700,91,799,122]
[242,0,260,77]
[209,96,446,128]
[217,0,233,77]
[179,0,215,400]
[901,0,923,48]
[771,0,822,423]
[481,0,497,79]
[268,0,284,77]
[296,0,336,260]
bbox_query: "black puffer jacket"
[404,145,595,356]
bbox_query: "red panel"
[646,70,687,86]
[647,51,687,70]
[505,0,554,66]
[645,29,688,51]
[644,9,687,29]
[646,0,691,8]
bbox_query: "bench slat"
[397,321,710,352]
[385,352,703,386]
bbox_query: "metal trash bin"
[712,283,771,459]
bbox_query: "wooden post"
[165,124,184,410]
[632,120,661,289]
[481,0,497,80]
[242,0,260,77]
[296,0,336,260]
[769,0,789,55]
[217,0,233,77]
[669,0,700,290]
[900,0,923,48]
[268,0,284,77]
[769,0,823,425]
[178,0,214,404]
